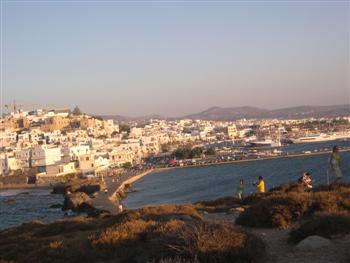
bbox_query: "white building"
[63,145,91,161]
[108,146,134,167]
[31,145,62,168]
[15,148,31,169]
[0,131,17,147]
[45,162,76,177]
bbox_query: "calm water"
[124,151,350,208]
[1,140,349,229]
[0,189,64,229]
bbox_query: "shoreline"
[115,149,350,207]
[0,184,51,191]
[110,169,156,202]
[158,148,350,171]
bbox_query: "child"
[236,179,245,199]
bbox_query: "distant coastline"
[2,148,348,193]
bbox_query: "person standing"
[236,179,245,199]
[253,176,265,193]
[328,146,342,183]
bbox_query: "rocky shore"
[45,169,154,218]
[50,178,109,217]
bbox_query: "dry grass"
[194,196,242,213]
[138,204,202,221]
[0,204,265,263]
[48,240,63,250]
[236,183,350,229]
[167,221,265,263]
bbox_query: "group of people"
[235,145,344,199]
[236,176,265,199]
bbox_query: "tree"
[72,106,82,115]
[122,162,132,169]
[190,147,203,158]
[119,124,131,134]
[93,116,104,121]
[204,148,216,156]
[111,131,119,137]
[173,146,203,159]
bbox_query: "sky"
[1,0,349,117]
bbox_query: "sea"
[0,188,64,229]
[124,140,350,208]
[1,140,349,229]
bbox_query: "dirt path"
[202,212,350,263]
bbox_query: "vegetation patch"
[0,204,265,263]
[194,196,242,213]
[236,183,350,229]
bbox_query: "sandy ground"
[202,212,350,263]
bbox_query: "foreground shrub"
[168,221,265,263]
[289,212,350,243]
[139,204,202,221]
[236,183,350,228]
[194,196,242,213]
[0,204,265,263]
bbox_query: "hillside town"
[1,106,350,185]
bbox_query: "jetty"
[91,169,154,214]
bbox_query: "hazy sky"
[1,0,349,116]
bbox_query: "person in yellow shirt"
[253,176,265,193]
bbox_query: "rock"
[49,203,62,209]
[66,179,104,195]
[228,207,245,214]
[79,203,110,217]
[235,207,245,212]
[78,184,102,195]
[179,215,193,221]
[62,192,91,212]
[295,235,332,251]
[53,179,104,195]
[3,198,16,204]
[123,184,135,194]
[51,183,66,195]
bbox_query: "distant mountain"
[267,105,350,119]
[184,106,270,121]
[100,114,167,123]
[184,105,350,121]
[100,105,350,122]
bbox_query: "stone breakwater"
[110,169,155,203]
